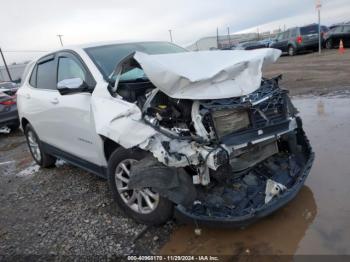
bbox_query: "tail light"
[0,95,16,106]
[296,36,303,44]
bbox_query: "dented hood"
[134,48,281,100]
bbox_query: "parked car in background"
[258,39,274,48]
[324,24,350,49]
[270,24,329,56]
[0,82,20,131]
[232,41,266,50]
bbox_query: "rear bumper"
[174,128,314,228]
[0,108,19,127]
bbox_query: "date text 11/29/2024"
[127,255,219,261]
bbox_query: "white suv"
[17,41,314,227]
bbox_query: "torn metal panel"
[133,49,281,99]
[265,179,287,204]
[91,95,157,148]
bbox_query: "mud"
[160,95,350,256]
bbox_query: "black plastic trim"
[174,128,314,228]
[41,142,107,178]
[221,120,290,146]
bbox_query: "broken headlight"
[211,109,250,138]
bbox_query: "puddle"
[160,96,350,255]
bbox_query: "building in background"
[187,29,281,51]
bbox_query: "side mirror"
[57,78,91,95]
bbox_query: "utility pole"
[227,27,231,47]
[316,0,322,54]
[0,48,13,82]
[168,30,173,43]
[57,34,64,46]
[216,27,219,49]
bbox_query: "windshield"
[84,42,186,82]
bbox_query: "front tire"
[288,45,295,56]
[107,147,173,225]
[325,39,333,49]
[24,124,56,167]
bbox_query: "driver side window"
[277,33,284,41]
[58,57,86,82]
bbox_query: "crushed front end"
[124,75,314,227]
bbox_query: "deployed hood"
[134,48,281,100]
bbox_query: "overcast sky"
[1,0,349,64]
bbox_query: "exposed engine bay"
[105,50,314,226]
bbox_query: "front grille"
[200,80,289,139]
[251,92,286,128]
[207,92,287,139]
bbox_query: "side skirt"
[41,142,107,179]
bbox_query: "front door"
[48,51,102,165]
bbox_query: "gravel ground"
[0,131,174,259]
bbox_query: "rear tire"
[107,147,173,225]
[24,124,56,167]
[325,39,333,49]
[288,45,295,56]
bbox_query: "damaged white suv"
[17,41,314,226]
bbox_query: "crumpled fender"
[91,87,157,148]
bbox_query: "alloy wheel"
[288,46,295,56]
[27,130,41,162]
[326,40,332,49]
[114,159,159,214]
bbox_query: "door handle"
[50,98,59,104]
[25,93,31,99]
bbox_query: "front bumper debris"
[174,127,314,227]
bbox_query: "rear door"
[21,55,61,144]
[300,25,319,47]
[331,26,344,47]
[342,25,350,46]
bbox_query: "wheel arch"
[102,136,121,162]
[21,117,30,131]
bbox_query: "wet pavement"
[160,95,350,256]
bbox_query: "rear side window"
[29,65,37,87]
[300,25,318,35]
[36,59,57,90]
[344,25,350,33]
[276,33,284,41]
[58,57,86,82]
[334,26,344,33]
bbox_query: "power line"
[1,50,49,53]
[57,34,64,46]
[0,48,13,81]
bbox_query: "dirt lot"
[263,49,350,95]
[1,49,350,259]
